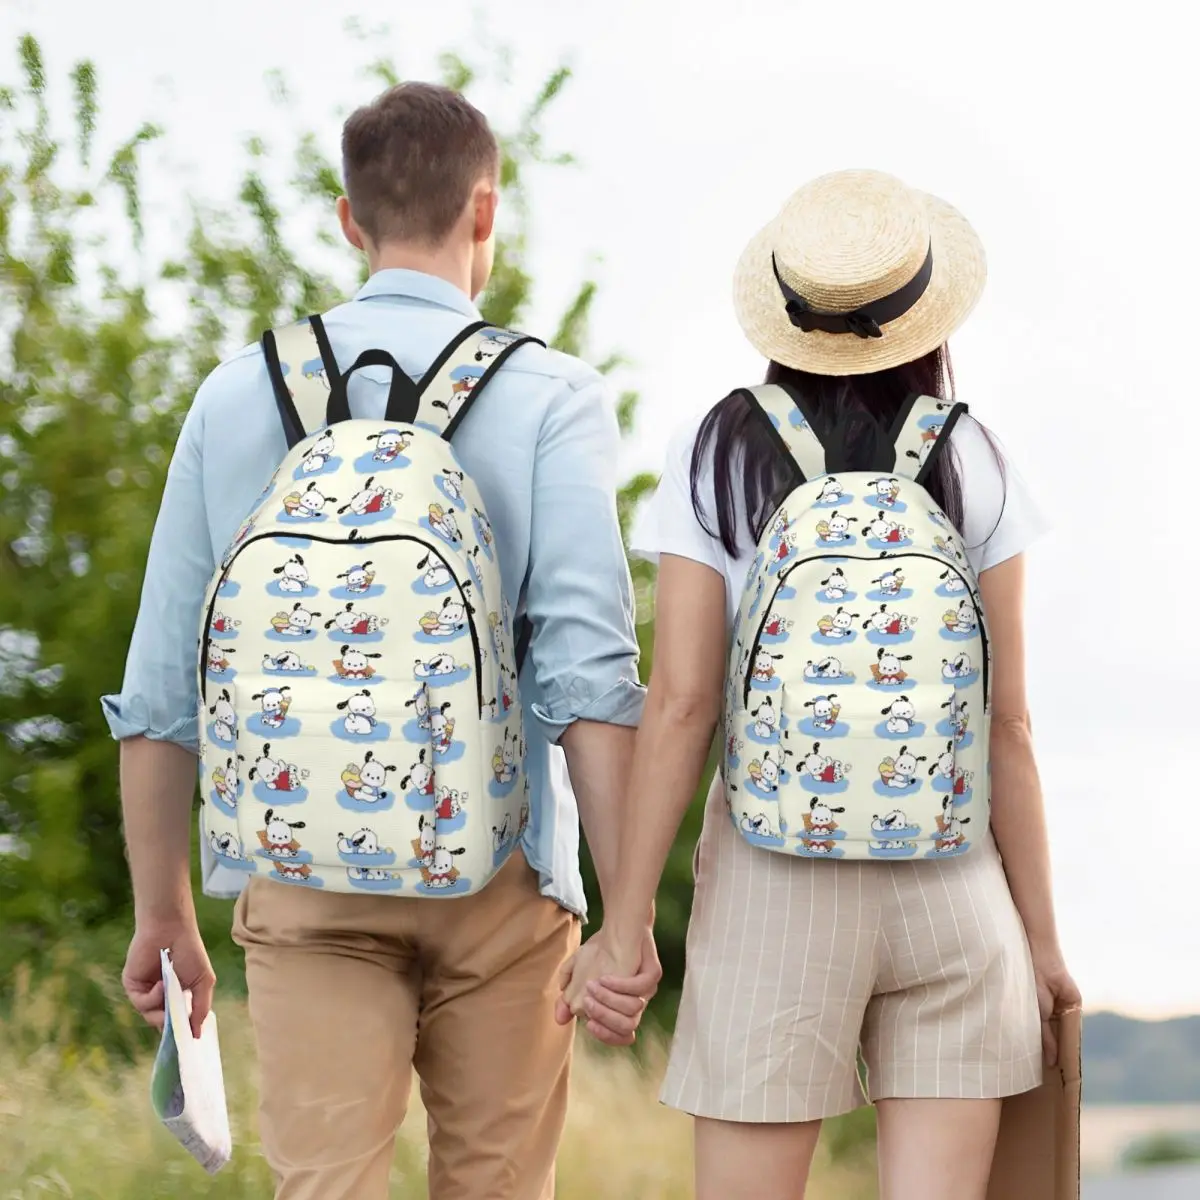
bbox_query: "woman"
[562,170,1080,1200]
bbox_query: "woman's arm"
[980,553,1081,1060]
[562,552,728,1002]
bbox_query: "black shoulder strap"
[888,394,969,484]
[412,323,544,441]
[262,316,342,450]
[738,382,828,484]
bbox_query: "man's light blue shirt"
[101,269,645,918]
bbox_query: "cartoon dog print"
[871,647,913,686]
[440,468,465,501]
[863,605,919,636]
[800,742,851,785]
[211,754,244,808]
[366,428,411,463]
[934,534,967,565]
[341,751,397,802]
[943,599,978,635]
[752,648,784,683]
[429,703,456,756]
[493,730,518,783]
[261,650,307,672]
[942,695,969,739]
[405,684,431,730]
[474,329,522,362]
[868,476,901,507]
[270,602,322,638]
[816,510,858,543]
[435,785,466,821]
[326,602,388,637]
[281,481,337,519]
[249,744,308,792]
[258,809,306,858]
[871,809,911,836]
[336,689,378,736]
[864,512,913,544]
[419,595,471,639]
[348,865,403,883]
[871,568,905,596]
[821,567,849,600]
[939,568,966,594]
[208,688,236,742]
[804,656,850,681]
[751,697,779,740]
[414,652,460,679]
[762,609,793,639]
[942,652,974,680]
[206,644,235,675]
[300,429,335,474]
[409,812,437,868]
[209,612,240,635]
[806,797,845,836]
[905,439,935,473]
[337,827,385,857]
[928,743,972,796]
[933,798,971,852]
[416,551,452,590]
[338,476,395,518]
[881,695,917,734]
[273,554,309,593]
[272,861,313,882]
[400,748,435,797]
[802,693,840,733]
[424,844,467,889]
[817,606,860,639]
[739,811,779,838]
[473,508,494,550]
[333,644,382,680]
[207,831,243,860]
[251,686,292,729]
[878,745,927,789]
[428,504,461,544]
[336,561,376,594]
[748,745,793,793]
[817,477,847,505]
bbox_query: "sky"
[2,0,1196,1018]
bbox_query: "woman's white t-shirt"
[630,411,1049,626]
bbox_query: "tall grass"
[0,965,877,1198]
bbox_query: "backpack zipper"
[200,530,486,716]
[740,551,989,707]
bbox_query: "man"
[104,82,659,1200]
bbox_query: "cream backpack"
[724,384,990,861]
[198,315,539,896]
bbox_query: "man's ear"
[473,179,498,245]
[337,196,366,252]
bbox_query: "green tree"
[0,30,702,1050]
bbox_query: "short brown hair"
[341,82,499,247]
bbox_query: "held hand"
[555,927,660,1047]
[122,920,215,1040]
[1031,947,1082,1066]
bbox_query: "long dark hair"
[690,345,1000,556]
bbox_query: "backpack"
[723,383,990,861]
[197,314,541,896]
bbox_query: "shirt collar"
[354,268,481,319]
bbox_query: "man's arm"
[522,371,646,907]
[103,399,219,1037]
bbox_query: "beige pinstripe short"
[661,776,1043,1123]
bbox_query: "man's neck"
[367,242,474,300]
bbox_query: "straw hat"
[732,169,986,376]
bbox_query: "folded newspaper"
[149,948,232,1173]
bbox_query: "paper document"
[149,948,232,1174]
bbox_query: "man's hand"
[123,920,215,1040]
[555,926,661,1047]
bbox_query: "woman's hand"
[555,926,660,1047]
[1031,945,1081,1066]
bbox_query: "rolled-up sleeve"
[100,395,216,753]
[524,375,646,742]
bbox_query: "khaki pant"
[232,851,581,1200]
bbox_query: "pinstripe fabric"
[661,775,1043,1122]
